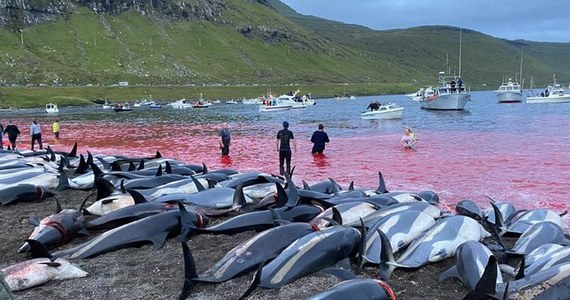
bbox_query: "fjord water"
[5,90,569,218]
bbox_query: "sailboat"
[496,49,524,103]
[419,28,471,110]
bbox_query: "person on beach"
[0,122,3,149]
[30,119,43,151]
[219,123,231,156]
[276,121,296,175]
[52,119,60,142]
[400,128,418,149]
[310,123,330,154]
[3,120,20,150]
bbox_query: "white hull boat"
[45,103,59,114]
[102,101,111,109]
[259,100,293,112]
[169,99,193,109]
[361,103,404,120]
[419,71,470,110]
[496,79,523,103]
[526,75,570,104]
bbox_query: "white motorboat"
[526,75,570,104]
[212,100,221,104]
[258,98,293,112]
[45,103,59,114]
[168,99,193,109]
[496,78,523,103]
[409,86,434,101]
[360,103,404,120]
[275,90,314,108]
[102,101,112,109]
[226,100,238,104]
[420,29,471,110]
[134,99,155,107]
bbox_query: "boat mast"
[519,48,524,85]
[458,28,462,78]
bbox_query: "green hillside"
[0,0,569,91]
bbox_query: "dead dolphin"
[0,184,54,206]
[308,278,396,300]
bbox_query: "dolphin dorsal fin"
[376,172,388,194]
[165,161,172,174]
[155,164,163,177]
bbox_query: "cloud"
[280,0,570,42]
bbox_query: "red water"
[5,93,569,226]
[8,117,568,220]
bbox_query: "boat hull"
[259,105,292,112]
[113,108,133,112]
[526,95,570,104]
[496,91,523,103]
[360,108,404,120]
[420,93,470,110]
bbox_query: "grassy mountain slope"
[267,0,570,88]
[0,0,569,89]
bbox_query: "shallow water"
[3,91,569,220]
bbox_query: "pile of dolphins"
[0,144,569,299]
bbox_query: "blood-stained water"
[3,90,569,222]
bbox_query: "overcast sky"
[280,0,570,43]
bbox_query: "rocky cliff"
[0,0,232,29]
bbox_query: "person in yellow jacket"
[52,119,60,142]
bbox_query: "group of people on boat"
[449,77,464,93]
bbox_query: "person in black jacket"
[310,124,330,154]
[276,121,297,175]
[3,120,20,150]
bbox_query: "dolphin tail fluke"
[378,230,397,281]
[165,161,172,174]
[179,241,198,300]
[376,172,389,194]
[27,239,54,260]
[284,173,299,207]
[462,256,498,300]
[238,260,264,300]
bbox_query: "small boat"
[213,100,221,104]
[226,100,238,104]
[168,99,193,109]
[149,104,162,109]
[45,103,59,114]
[360,103,404,120]
[193,100,212,108]
[113,102,133,112]
[242,97,263,105]
[526,75,570,104]
[259,98,293,112]
[102,101,112,109]
[275,90,313,108]
[496,78,523,103]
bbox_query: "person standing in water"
[52,119,60,143]
[4,120,20,150]
[400,128,418,149]
[310,124,330,154]
[276,121,296,175]
[219,123,231,156]
[30,119,43,151]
